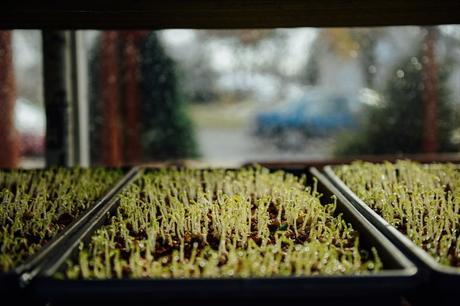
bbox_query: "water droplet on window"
[368,65,377,74]
[396,70,405,78]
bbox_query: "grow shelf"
[0,167,139,300]
[28,167,416,306]
[323,161,460,305]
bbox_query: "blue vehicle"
[254,92,357,148]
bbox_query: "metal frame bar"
[70,31,90,167]
[42,30,74,167]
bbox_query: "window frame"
[2,0,460,29]
[4,1,460,166]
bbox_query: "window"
[1,25,460,168]
[83,26,460,166]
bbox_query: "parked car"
[253,91,360,149]
[14,97,45,156]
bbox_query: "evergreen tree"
[139,33,198,160]
[336,51,457,156]
[89,32,198,164]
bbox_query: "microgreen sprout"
[65,167,382,279]
[335,160,460,267]
[0,168,123,272]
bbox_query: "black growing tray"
[28,167,417,306]
[324,164,460,305]
[0,167,139,302]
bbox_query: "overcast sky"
[161,29,317,76]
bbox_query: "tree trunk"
[101,31,123,166]
[121,31,144,165]
[0,31,19,168]
[422,27,439,153]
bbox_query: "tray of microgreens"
[324,160,460,299]
[30,166,416,305]
[0,167,137,292]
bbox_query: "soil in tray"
[63,167,382,279]
[334,160,460,267]
[0,168,124,272]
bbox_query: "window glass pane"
[84,26,460,166]
[2,27,459,168]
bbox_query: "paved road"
[20,157,45,168]
[196,127,335,165]
[19,128,334,168]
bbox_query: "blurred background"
[2,26,460,167]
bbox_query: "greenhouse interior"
[1,1,460,305]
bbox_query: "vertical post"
[70,31,90,167]
[121,31,143,165]
[0,30,19,168]
[101,31,123,167]
[422,26,439,153]
[42,30,74,167]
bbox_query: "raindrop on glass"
[368,65,377,74]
